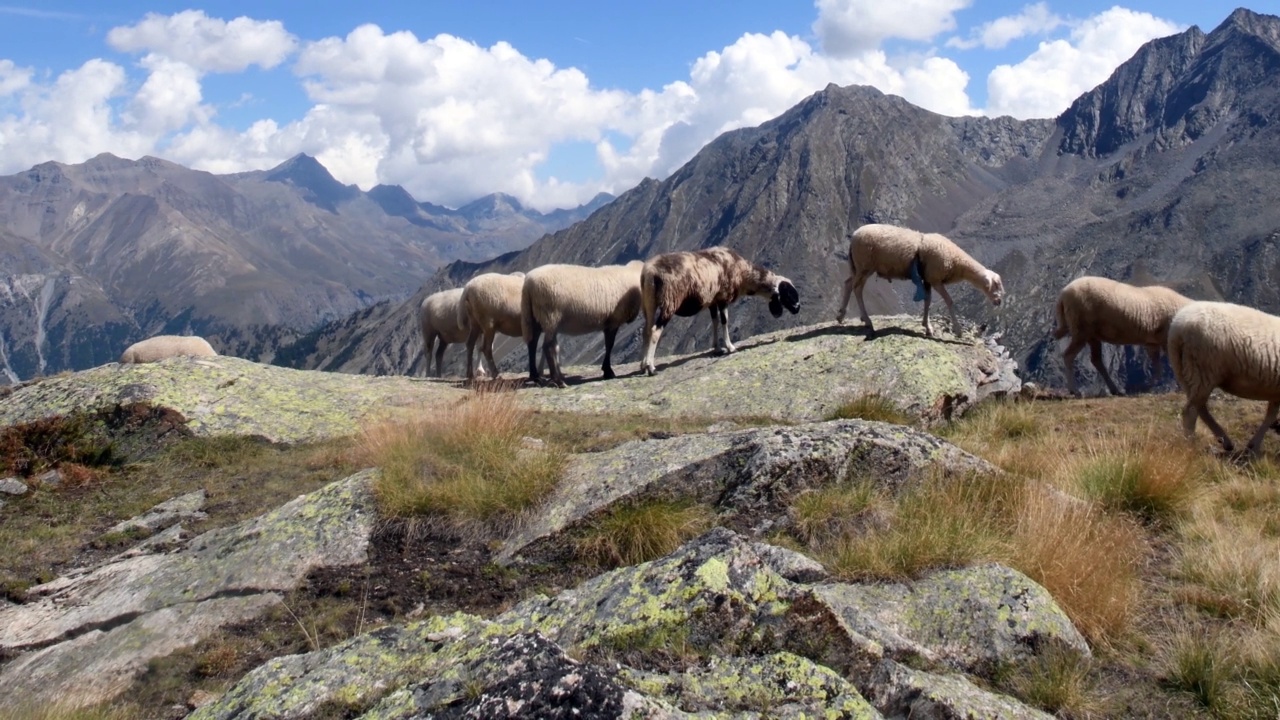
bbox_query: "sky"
[0,1,1252,211]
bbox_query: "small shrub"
[824,393,911,425]
[359,393,566,528]
[194,641,241,678]
[577,500,712,568]
[0,414,115,476]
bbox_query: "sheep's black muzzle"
[770,280,801,318]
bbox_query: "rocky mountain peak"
[459,192,527,221]
[263,153,360,212]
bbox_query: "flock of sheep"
[112,222,1280,458]
[421,247,801,388]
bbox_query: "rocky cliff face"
[0,154,611,381]
[301,9,1280,396]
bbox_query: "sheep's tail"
[1052,295,1069,339]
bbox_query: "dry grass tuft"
[1000,646,1103,717]
[576,500,713,568]
[789,479,882,548]
[1074,438,1202,522]
[357,392,566,528]
[824,392,912,425]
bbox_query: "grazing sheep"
[119,335,217,364]
[458,271,526,380]
[1053,276,1192,396]
[521,261,645,388]
[419,288,476,378]
[1168,301,1280,456]
[639,247,801,376]
[835,223,1004,338]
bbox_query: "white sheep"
[1053,275,1192,396]
[419,288,476,378]
[639,247,801,376]
[1168,300,1280,456]
[119,335,217,364]
[835,223,1004,338]
[458,271,526,381]
[521,260,645,388]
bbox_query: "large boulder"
[500,419,996,564]
[191,528,1081,720]
[0,470,377,712]
[522,318,1021,425]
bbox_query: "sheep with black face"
[639,247,800,376]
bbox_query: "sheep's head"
[983,270,1005,306]
[766,276,801,318]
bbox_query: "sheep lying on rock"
[521,261,645,388]
[419,288,476,378]
[458,271,526,380]
[1168,300,1280,456]
[639,247,800,376]
[119,335,217,364]
[1053,276,1192,396]
[836,223,1004,338]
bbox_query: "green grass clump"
[1076,441,1200,522]
[824,393,912,425]
[576,500,712,568]
[361,392,566,527]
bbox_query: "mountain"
[294,8,1280,391]
[0,153,612,380]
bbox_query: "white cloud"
[946,2,1065,50]
[985,7,1182,118]
[814,0,971,56]
[0,59,32,96]
[125,55,210,134]
[107,10,297,73]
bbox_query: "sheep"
[119,335,217,364]
[419,288,476,378]
[1168,300,1280,457]
[521,260,645,388]
[1052,276,1192,396]
[458,271,526,380]
[639,247,801,376]
[835,223,1004,338]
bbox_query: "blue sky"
[0,1,1253,210]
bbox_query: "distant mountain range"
[289,7,1280,392]
[0,153,611,380]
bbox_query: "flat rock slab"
[500,419,996,564]
[521,317,1021,425]
[0,356,468,443]
[106,488,207,535]
[0,470,377,712]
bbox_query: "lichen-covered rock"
[0,470,377,713]
[106,488,207,535]
[0,477,27,495]
[521,318,1020,425]
[813,564,1091,676]
[618,652,881,719]
[864,660,1054,720]
[0,356,468,443]
[500,420,995,564]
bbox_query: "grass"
[357,391,566,527]
[998,646,1102,717]
[1074,438,1202,522]
[575,499,713,568]
[823,392,912,425]
[0,705,142,720]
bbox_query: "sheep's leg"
[1146,345,1164,387]
[1184,392,1234,453]
[935,284,959,336]
[643,322,664,376]
[601,326,618,379]
[1061,337,1086,397]
[853,276,875,336]
[434,341,448,379]
[546,333,567,388]
[1089,340,1124,396]
[481,328,499,379]
[836,275,854,323]
[423,332,437,377]
[465,326,481,380]
[709,306,723,354]
[921,285,935,337]
[525,323,542,382]
[719,305,736,353]
[1246,401,1280,457]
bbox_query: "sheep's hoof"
[644,366,656,377]
[602,368,616,380]
[713,348,729,356]
[835,314,846,324]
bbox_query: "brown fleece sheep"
[639,247,800,376]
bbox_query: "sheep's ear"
[778,280,800,313]
[769,297,784,318]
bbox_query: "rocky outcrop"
[191,529,1082,719]
[499,418,996,565]
[521,317,1021,425]
[0,471,377,713]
